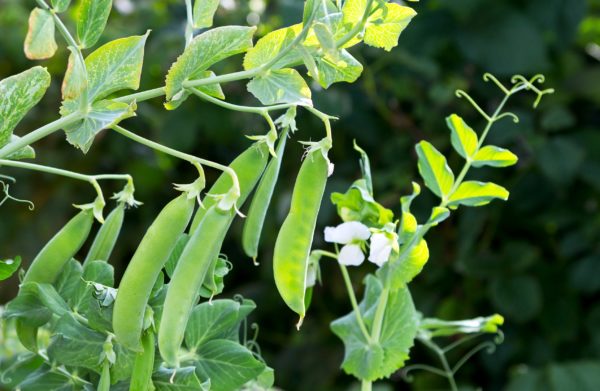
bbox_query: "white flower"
[324,222,371,266]
[305,263,317,288]
[368,232,395,267]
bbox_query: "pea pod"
[159,205,233,365]
[189,142,269,232]
[273,144,330,324]
[242,128,289,260]
[113,194,194,351]
[129,330,155,391]
[83,203,125,265]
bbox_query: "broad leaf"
[62,48,88,101]
[154,367,208,391]
[4,282,66,326]
[331,179,394,228]
[77,0,112,49]
[247,68,312,106]
[0,256,21,280]
[165,26,255,105]
[415,140,454,198]
[330,275,419,381]
[85,32,149,102]
[55,259,84,305]
[363,3,417,51]
[24,8,57,60]
[5,136,36,160]
[342,0,372,25]
[447,181,509,208]
[447,114,478,159]
[193,0,220,29]
[313,50,363,88]
[194,340,266,391]
[383,239,430,290]
[51,0,72,13]
[61,99,136,153]
[243,25,301,70]
[0,67,51,148]
[16,366,74,391]
[473,145,518,167]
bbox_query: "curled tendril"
[400,364,448,382]
[510,74,555,108]
[494,111,520,124]
[233,294,245,304]
[250,323,260,344]
[451,335,501,374]
[0,180,35,210]
[455,90,491,121]
[483,73,509,95]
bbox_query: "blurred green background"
[1,0,600,389]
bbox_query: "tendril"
[451,337,500,374]
[494,111,520,124]
[0,180,35,210]
[483,73,509,95]
[400,364,448,382]
[250,323,260,345]
[455,90,491,121]
[510,74,555,108]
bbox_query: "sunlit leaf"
[24,8,57,60]
[447,181,509,208]
[313,50,363,88]
[363,3,417,51]
[473,145,518,167]
[77,0,112,49]
[447,114,478,159]
[193,0,220,29]
[243,25,301,70]
[247,68,312,106]
[415,141,454,198]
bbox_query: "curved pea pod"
[273,145,329,326]
[159,205,233,365]
[129,330,156,391]
[83,203,125,265]
[189,141,269,232]
[113,194,194,351]
[242,129,289,261]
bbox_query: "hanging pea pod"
[129,330,156,391]
[189,142,269,232]
[83,203,125,265]
[159,205,233,366]
[273,140,331,326]
[242,128,289,261]
[113,194,194,351]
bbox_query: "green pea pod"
[273,145,329,325]
[98,361,110,391]
[113,194,194,351]
[83,203,125,265]
[242,128,289,261]
[189,142,269,232]
[15,321,38,352]
[129,330,155,391]
[159,206,233,365]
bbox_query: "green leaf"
[55,259,84,305]
[330,275,419,381]
[363,3,417,51]
[165,26,256,106]
[4,282,67,326]
[194,340,266,391]
[447,181,509,208]
[0,256,21,280]
[446,114,478,159]
[193,0,220,29]
[313,50,363,88]
[77,0,112,49]
[62,47,88,101]
[0,67,51,148]
[243,25,301,70]
[82,260,114,287]
[342,0,372,25]
[247,68,312,106]
[331,179,394,228]
[153,367,207,391]
[415,141,454,198]
[5,136,36,160]
[382,239,429,290]
[185,299,256,350]
[16,366,74,391]
[400,182,421,213]
[51,0,72,13]
[85,32,149,102]
[427,206,450,226]
[61,99,136,153]
[24,8,57,60]
[313,22,336,51]
[473,145,518,167]
[165,71,225,111]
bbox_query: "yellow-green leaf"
[415,141,454,198]
[164,71,224,111]
[193,0,220,29]
[363,3,417,51]
[247,68,312,106]
[447,114,478,159]
[77,0,112,49]
[243,25,302,70]
[24,8,58,60]
[473,145,518,167]
[447,181,509,208]
[62,47,88,101]
[313,50,363,88]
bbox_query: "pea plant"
[0,0,553,390]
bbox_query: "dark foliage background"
[1,0,600,389]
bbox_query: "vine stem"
[419,338,458,391]
[337,0,375,48]
[361,379,372,391]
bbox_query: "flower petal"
[368,232,393,267]
[305,264,317,287]
[338,244,365,266]
[324,221,371,244]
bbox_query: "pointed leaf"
[447,181,509,208]
[313,49,363,88]
[193,0,220,29]
[51,0,72,13]
[85,32,149,102]
[62,47,88,101]
[0,67,51,148]
[427,206,450,226]
[77,0,112,49]
[243,25,302,70]
[0,256,21,281]
[415,140,454,198]
[384,239,429,290]
[363,3,417,51]
[446,114,478,159]
[400,182,421,213]
[473,145,518,167]
[247,68,312,106]
[24,8,57,60]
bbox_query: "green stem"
[0,112,84,159]
[190,89,294,115]
[184,0,194,47]
[338,263,372,343]
[361,380,372,391]
[336,0,375,48]
[420,338,458,391]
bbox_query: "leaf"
[194,340,266,391]
[24,8,57,60]
[363,3,417,51]
[164,71,225,111]
[247,68,312,106]
[82,260,114,287]
[193,0,220,29]
[447,181,509,208]
[330,275,419,381]
[382,239,429,290]
[62,47,88,101]
[313,49,363,88]
[0,67,51,148]
[51,0,72,13]
[313,22,336,51]
[473,145,518,167]
[342,0,372,25]
[153,367,207,391]
[165,26,255,105]
[428,206,450,226]
[77,0,112,49]
[85,32,149,102]
[243,25,302,70]
[185,299,256,350]
[4,282,67,326]
[331,179,394,228]
[55,259,84,305]
[16,366,74,391]
[5,136,36,160]
[61,99,136,153]
[415,141,454,199]
[0,256,21,280]
[446,114,478,159]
